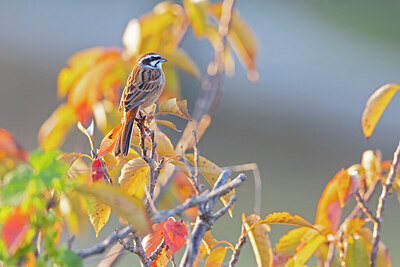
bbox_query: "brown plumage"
[113,52,167,157]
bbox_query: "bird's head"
[137,52,167,69]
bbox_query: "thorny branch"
[371,141,400,267]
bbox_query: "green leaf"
[1,165,33,205]
[29,149,69,186]
[58,249,83,267]
[345,235,370,267]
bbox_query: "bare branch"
[153,173,246,224]
[371,141,400,267]
[354,190,378,223]
[212,195,237,222]
[229,224,247,267]
[77,226,133,258]
[131,232,152,267]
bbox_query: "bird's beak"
[161,57,167,62]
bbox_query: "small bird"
[113,52,167,157]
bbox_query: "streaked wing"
[119,66,162,112]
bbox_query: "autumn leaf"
[362,83,400,139]
[342,218,366,236]
[274,227,309,260]
[184,0,208,37]
[38,104,78,150]
[292,230,326,265]
[260,212,317,231]
[78,183,150,235]
[315,169,360,231]
[345,235,370,267]
[131,128,176,158]
[158,98,191,120]
[91,159,105,183]
[205,246,228,267]
[143,221,171,267]
[163,217,187,254]
[119,158,149,198]
[207,3,258,82]
[0,129,28,162]
[361,150,381,188]
[98,123,122,157]
[244,214,273,267]
[87,196,111,237]
[154,120,180,132]
[1,206,34,255]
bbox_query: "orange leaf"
[1,206,34,255]
[362,83,400,139]
[0,129,28,162]
[38,104,78,150]
[98,124,122,157]
[159,98,191,120]
[205,246,228,267]
[25,252,36,267]
[143,221,171,267]
[315,169,360,231]
[244,214,273,267]
[58,47,106,98]
[163,217,187,254]
[87,196,111,237]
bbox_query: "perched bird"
[113,52,167,157]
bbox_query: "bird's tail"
[113,110,137,157]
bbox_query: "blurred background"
[1,0,400,265]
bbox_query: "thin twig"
[229,224,247,267]
[153,173,246,224]
[193,131,200,188]
[131,232,152,267]
[324,242,336,267]
[371,141,400,267]
[212,195,237,222]
[354,190,378,223]
[77,226,133,258]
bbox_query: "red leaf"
[162,217,187,254]
[1,206,34,255]
[143,221,171,266]
[91,159,105,182]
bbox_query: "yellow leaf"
[205,246,227,267]
[78,183,151,235]
[202,230,218,252]
[93,101,108,134]
[208,4,258,82]
[159,98,191,120]
[292,231,326,265]
[58,47,105,98]
[38,104,77,150]
[184,0,208,37]
[194,242,208,267]
[275,227,309,258]
[362,83,400,139]
[177,114,211,152]
[185,154,235,216]
[244,214,273,267]
[260,212,317,231]
[58,193,88,235]
[87,196,111,237]
[164,49,201,80]
[361,150,381,188]
[119,158,149,198]
[345,235,370,267]
[130,129,176,158]
[154,120,180,131]
[342,218,366,236]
